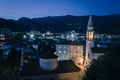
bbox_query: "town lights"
[71,34,75,38]
[23,35,27,38]
[80,58,83,63]
[30,34,34,38]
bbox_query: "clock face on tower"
[87,31,94,40]
[89,32,93,38]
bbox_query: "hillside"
[0,14,120,34]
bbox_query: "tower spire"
[85,12,94,64]
[87,12,93,27]
[87,12,94,31]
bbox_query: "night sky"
[0,0,120,20]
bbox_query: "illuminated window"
[64,51,66,53]
[59,51,61,53]
[64,47,66,49]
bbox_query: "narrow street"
[77,64,87,80]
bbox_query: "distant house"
[0,34,5,41]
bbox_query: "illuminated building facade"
[56,43,83,65]
[69,44,83,65]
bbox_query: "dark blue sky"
[0,0,120,20]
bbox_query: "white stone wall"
[39,58,58,70]
[85,41,94,61]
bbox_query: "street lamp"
[80,58,83,63]
[23,35,26,38]
[30,34,34,38]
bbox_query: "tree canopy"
[0,47,21,80]
[84,47,120,80]
[38,43,55,56]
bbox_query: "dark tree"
[38,43,55,56]
[0,49,3,63]
[7,47,21,66]
[0,47,21,80]
[84,47,120,80]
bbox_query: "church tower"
[85,13,94,62]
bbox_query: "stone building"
[56,42,84,65]
[20,51,80,80]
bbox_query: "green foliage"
[0,47,21,80]
[84,47,120,80]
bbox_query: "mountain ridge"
[0,14,120,34]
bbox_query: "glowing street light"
[42,34,45,37]
[23,35,27,38]
[80,58,83,63]
[71,34,75,38]
[30,34,34,38]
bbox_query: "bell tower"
[85,13,94,62]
